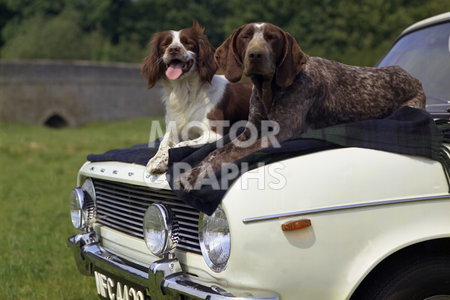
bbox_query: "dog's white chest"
[163,75,228,132]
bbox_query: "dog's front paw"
[177,163,216,192]
[146,155,168,175]
[177,168,199,192]
[177,173,192,192]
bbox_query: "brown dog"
[180,22,426,191]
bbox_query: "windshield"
[377,22,450,106]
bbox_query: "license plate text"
[94,271,145,300]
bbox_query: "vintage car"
[68,12,450,299]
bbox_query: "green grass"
[0,118,163,299]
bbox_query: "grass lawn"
[0,118,162,299]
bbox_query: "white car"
[68,13,450,300]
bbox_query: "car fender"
[220,147,450,299]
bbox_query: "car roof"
[400,12,450,37]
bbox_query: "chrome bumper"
[68,232,279,300]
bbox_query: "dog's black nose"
[248,50,264,61]
[168,46,181,55]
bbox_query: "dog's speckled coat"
[180,22,425,190]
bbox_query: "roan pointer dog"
[179,22,425,191]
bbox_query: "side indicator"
[281,219,311,231]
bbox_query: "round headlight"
[70,188,85,229]
[82,178,96,204]
[143,204,178,256]
[70,178,96,230]
[81,178,96,226]
[199,206,231,272]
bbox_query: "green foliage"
[223,0,450,65]
[0,118,162,299]
[2,9,95,60]
[0,0,449,67]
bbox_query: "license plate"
[94,269,147,300]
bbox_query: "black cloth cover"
[88,107,450,215]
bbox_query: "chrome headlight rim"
[143,203,178,257]
[81,178,96,227]
[70,178,97,230]
[70,187,85,229]
[81,178,96,206]
[199,205,231,273]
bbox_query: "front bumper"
[68,231,279,300]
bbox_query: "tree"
[0,0,449,65]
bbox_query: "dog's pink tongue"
[166,63,183,80]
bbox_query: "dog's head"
[142,20,217,89]
[215,23,306,88]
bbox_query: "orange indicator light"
[281,219,312,231]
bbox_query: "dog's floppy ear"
[275,32,306,88]
[193,20,218,83]
[141,33,166,89]
[215,26,244,82]
[191,19,204,34]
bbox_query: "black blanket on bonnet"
[87,107,450,215]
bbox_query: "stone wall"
[0,60,164,127]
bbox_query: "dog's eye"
[241,34,250,39]
[265,34,275,41]
[161,40,171,47]
[181,38,193,46]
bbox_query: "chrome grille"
[93,178,201,254]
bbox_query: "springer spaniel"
[141,21,252,175]
[179,22,426,190]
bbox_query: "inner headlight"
[70,178,96,230]
[81,178,96,205]
[81,178,96,227]
[199,206,231,272]
[143,204,178,256]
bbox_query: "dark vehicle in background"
[377,12,450,117]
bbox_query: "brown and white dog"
[141,21,251,175]
[180,22,426,190]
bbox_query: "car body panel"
[75,146,450,299]
[217,147,450,298]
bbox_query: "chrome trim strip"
[243,194,450,224]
